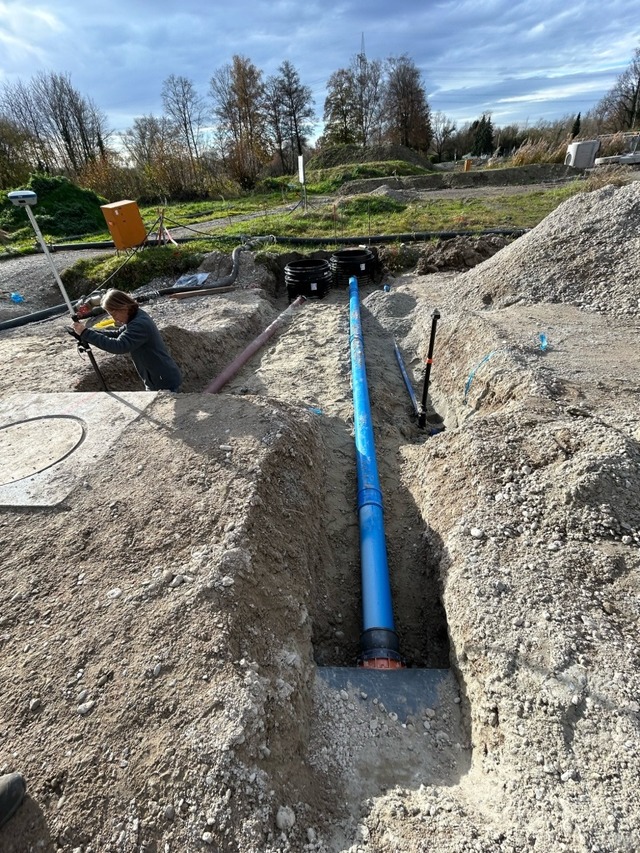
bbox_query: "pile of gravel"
[457,182,640,315]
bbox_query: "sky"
[1,0,640,142]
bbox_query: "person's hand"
[72,321,86,335]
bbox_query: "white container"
[565,140,601,169]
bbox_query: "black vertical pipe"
[418,309,440,428]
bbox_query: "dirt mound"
[457,181,640,315]
[307,144,432,170]
[415,235,510,273]
[338,163,581,196]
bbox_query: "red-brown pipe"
[205,296,306,394]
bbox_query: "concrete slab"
[317,666,456,717]
[0,392,156,507]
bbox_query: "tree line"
[1,46,639,201]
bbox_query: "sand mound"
[457,182,640,315]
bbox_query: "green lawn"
[3,178,585,293]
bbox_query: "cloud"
[0,0,638,134]
[0,3,65,67]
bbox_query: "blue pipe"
[349,275,402,667]
[393,339,420,418]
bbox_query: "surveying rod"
[7,190,76,316]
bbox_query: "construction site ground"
[0,173,639,853]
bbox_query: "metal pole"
[418,309,440,428]
[24,205,75,316]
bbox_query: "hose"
[29,226,526,253]
[0,237,276,332]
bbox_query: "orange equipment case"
[100,200,147,250]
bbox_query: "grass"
[305,160,433,193]
[60,243,209,298]
[139,193,287,226]
[1,169,587,296]
[216,183,580,239]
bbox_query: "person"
[72,289,182,392]
[0,772,26,828]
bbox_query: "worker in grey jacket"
[73,289,182,392]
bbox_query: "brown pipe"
[205,296,306,394]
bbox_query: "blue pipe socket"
[349,275,404,669]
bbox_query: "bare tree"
[32,72,109,173]
[430,111,456,161]
[351,50,385,146]
[1,72,109,175]
[595,47,640,132]
[322,53,384,148]
[161,74,207,180]
[123,114,190,199]
[382,55,432,151]
[0,78,57,171]
[263,76,288,173]
[210,55,268,189]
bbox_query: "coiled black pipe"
[284,258,332,302]
[330,247,378,288]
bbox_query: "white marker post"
[7,190,76,316]
[298,155,307,213]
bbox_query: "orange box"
[100,200,147,250]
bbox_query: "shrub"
[0,174,107,236]
[510,138,568,166]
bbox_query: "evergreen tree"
[472,114,494,156]
[571,112,581,138]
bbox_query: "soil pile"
[415,235,509,273]
[456,180,640,315]
[307,145,432,171]
[338,164,580,196]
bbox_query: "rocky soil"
[0,180,639,853]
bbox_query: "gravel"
[0,178,639,851]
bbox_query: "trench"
[223,287,452,669]
[65,280,482,831]
[72,286,453,668]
